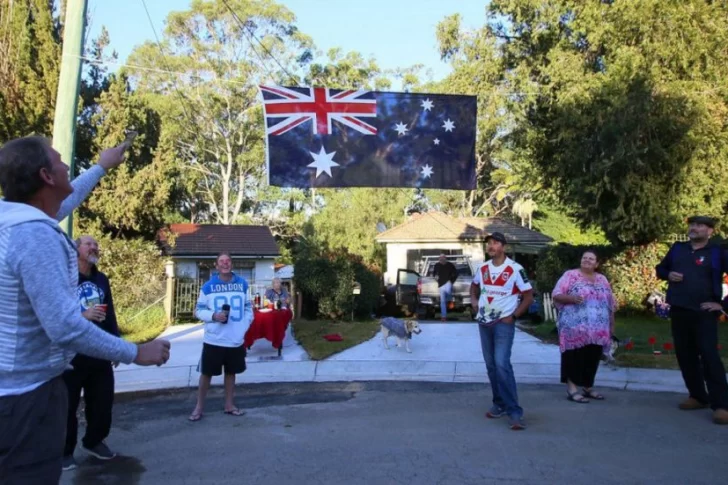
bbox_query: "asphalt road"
[60,381,728,485]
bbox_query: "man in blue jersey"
[188,252,254,421]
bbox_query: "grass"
[293,318,381,360]
[523,314,728,370]
[117,305,169,344]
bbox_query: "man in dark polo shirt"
[656,216,728,425]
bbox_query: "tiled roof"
[375,211,552,245]
[158,224,280,257]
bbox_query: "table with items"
[244,308,293,356]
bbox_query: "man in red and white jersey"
[470,232,534,430]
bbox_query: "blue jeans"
[478,322,522,418]
[439,282,452,317]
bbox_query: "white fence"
[542,292,559,323]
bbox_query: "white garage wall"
[383,242,485,286]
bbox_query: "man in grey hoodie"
[0,136,171,485]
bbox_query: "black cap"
[687,216,717,228]
[485,232,507,244]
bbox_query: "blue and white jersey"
[195,272,254,348]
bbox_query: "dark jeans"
[0,376,68,485]
[63,363,115,456]
[671,307,728,410]
[560,344,603,388]
[478,322,522,418]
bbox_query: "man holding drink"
[189,252,254,421]
[62,236,121,470]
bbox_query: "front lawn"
[523,314,728,370]
[118,305,169,344]
[293,319,380,360]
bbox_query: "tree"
[0,0,61,141]
[483,0,728,243]
[78,74,177,239]
[306,188,413,269]
[125,0,313,225]
[431,13,533,219]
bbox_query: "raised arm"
[56,142,131,221]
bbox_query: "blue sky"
[87,0,487,83]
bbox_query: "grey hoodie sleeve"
[11,224,138,364]
[56,165,106,222]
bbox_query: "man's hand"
[501,315,515,324]
[212,312,228,323]
[700,302,723,312]
[133,339,171,366]
[97,141,132,171]
[668,271,684,283]
[82,306,106,322]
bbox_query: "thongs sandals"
[567,390,589,403]
[224,408,245,416]
[582,388,605,400]
[188,411,203,422]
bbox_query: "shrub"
[295,249,381,320]
[536,242,669,312]
[73,229,166,311]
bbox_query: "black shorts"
[199,343,247,376]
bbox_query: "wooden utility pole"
[52,0,88,236]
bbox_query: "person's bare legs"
[223,374,244,415]
[189,374,212,421]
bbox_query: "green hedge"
[295,249,381,320]
[535,242,669,312]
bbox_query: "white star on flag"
[421,164,433,179]
[307,147,339,178]
[421,99,434,111]
[394,122,409,136]
[433,138,440,145]
[442,119,456,132]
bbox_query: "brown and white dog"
[380,317,422,353]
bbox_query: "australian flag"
[260,86,477,190]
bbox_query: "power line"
[219,0,299,85]
[67,53,251,87]
[139,0,198,123]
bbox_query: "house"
[160,224,280,282]
[375,212,552,286]
[158,224,281,320]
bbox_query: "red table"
[244,309,292,356]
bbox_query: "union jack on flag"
[260,85,377,136]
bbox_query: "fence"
[542,292,558,323]
[173,280,272,320]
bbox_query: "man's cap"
[485,232,507,244]
[687,216,717,228]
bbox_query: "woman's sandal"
[582,388,605,400]
[188,411,203,422]
[567,390,589,403]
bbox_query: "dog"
[380,317,422,353]
[601,335,622,368]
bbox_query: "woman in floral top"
[552,250,615,403]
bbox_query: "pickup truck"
[379,255,476,319]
